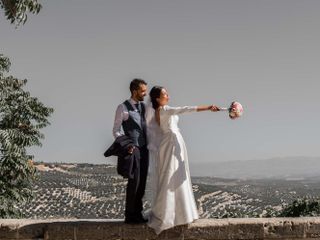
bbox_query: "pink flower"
[229,101,243,119]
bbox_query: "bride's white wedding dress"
[147,105,199,234]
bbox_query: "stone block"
[76,222,104,240]
[184,219,230,240]
[0,222,19,239]
[263,218,307,239]
[46,222,76,240]
[102,221,122,240]
[144,225,160,239]
[227,221,264,239]
[165,225,186,239]
[17,223,46,239]
[121,223,149,240]
[305,218,320,238]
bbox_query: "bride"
[145,86,220,234]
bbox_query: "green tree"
[278,198,320,217]
[0,54,53,217]
[0,0,42,25]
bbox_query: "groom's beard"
[137,96,145,101]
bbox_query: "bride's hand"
[209,105,220,112]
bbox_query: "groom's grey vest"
[122,100,147,147]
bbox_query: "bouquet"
[220,101,243,119]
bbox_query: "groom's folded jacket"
[104,135,140,179]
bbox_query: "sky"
[1,0,320,168]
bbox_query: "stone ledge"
[1,218,320,240]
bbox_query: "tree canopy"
[0,54,53,217]
[0,0,42,25]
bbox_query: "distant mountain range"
[190,156,320,179]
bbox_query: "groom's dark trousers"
[125,145,149,219]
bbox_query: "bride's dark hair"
[149,86,164,110]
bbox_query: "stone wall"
[1,218,320,240]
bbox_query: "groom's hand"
[210,105,220,112]
[128,145,135,154]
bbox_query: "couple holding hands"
[111,79,220,234]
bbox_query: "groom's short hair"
[130,79,147,93]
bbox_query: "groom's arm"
[113,104,125,138]
[113,103,136,154]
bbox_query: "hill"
[190,156,320,179]
[17,162,320,219]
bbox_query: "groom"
[113,79,149,224]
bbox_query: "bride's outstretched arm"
[161,105,220,115]
[196,105,220,112]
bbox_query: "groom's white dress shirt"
[113,98,142,138]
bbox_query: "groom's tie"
[134,103,141,113]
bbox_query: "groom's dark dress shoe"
[136,214,148,223]
[137,216,148,223]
